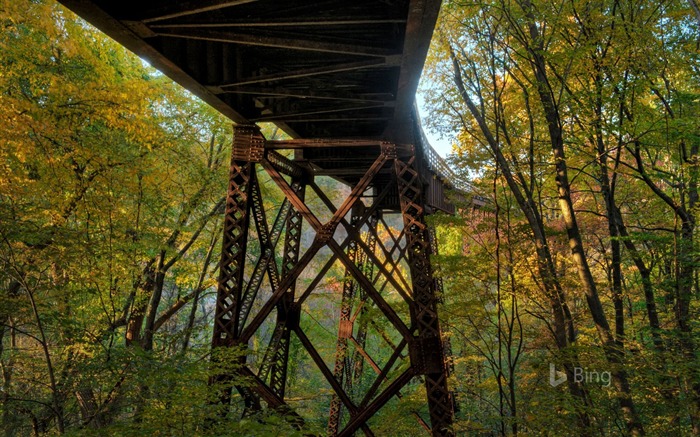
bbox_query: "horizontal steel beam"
[149,18,407,28]
[251,104,386,122]
[214,59,398,88]
[155,29,394,57]
[142,0,258,24]
[217,87,392,105]
[266,139,387,149]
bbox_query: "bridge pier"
[211,125,454,435]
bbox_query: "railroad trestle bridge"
[58,0,459,434]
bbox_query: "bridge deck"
[58,0,440,145]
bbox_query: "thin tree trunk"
[125,261,155,347]
[183,231,219,352]
[142,251,166,351]
[629,142,700,433]
[1,281,20,436]
[505,198,523,436]
[517,1,644,433]
[594,90,625,345]
[142,196,225,351]
[22,279,65,433]
[449,43,593,433]
[614,208,664,350]
[75,388,105,428]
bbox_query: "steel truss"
[211,125,454,436]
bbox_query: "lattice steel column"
[351,213,379,385]
[328,211,363,436]
[259,176,305,399]
[210,124,264,407]
[395,149,454,436]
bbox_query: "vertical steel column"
[328,212,363,436]
[394,148,454,436]
[267,177,305,398]
[210,124,264,407]
[351,213,379,385]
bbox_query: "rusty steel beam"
[355,228,413,304]
[267,177,305,398]
[266,150,304,179]
[238,237,320,344]
[351,214,379,383]
[312,168,393,177]
[149,18,407,28]
[236,173,284,333]
[266,138,387,149]
[155,29,393,57]
[261,157,324,231]
[327,237,412,341]
[211,126,260,349]
[292,188,387,307]
[215,59,393,88]
[395,151,454,436]
[256,178,303,401]
[209,125,261,412]
[359,339,408,409]
[339,368,416,437]
[308,180,414,303]
[251,104,387,123]
[216,87,391,105]
[141,0,258,23]
[348,336,383,376]
[266,116,392,123]
[295,327,360,415]
[328,212,363,436]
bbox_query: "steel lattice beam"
[328,212,363,436]
[395,151,454,436]
[262,176,305,399]
[210,124,262,412]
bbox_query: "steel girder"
[210,126,454,436]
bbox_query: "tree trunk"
[615,208,664,350]
[449,44,593,433]
[125,260,156,347]
[142,251,167,351]
[518,1,644,433]
[629,140,700,433]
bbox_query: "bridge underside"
[57,0,455,434]
[58,0,439,143]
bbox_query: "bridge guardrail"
[414,111,474,194]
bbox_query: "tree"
[423,0,699,434]
[0,1,234,433]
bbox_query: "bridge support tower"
[211,125,454,436]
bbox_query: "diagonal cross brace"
[242,150,392,342]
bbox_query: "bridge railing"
[414,111,489,211]
[414,112,473,192]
